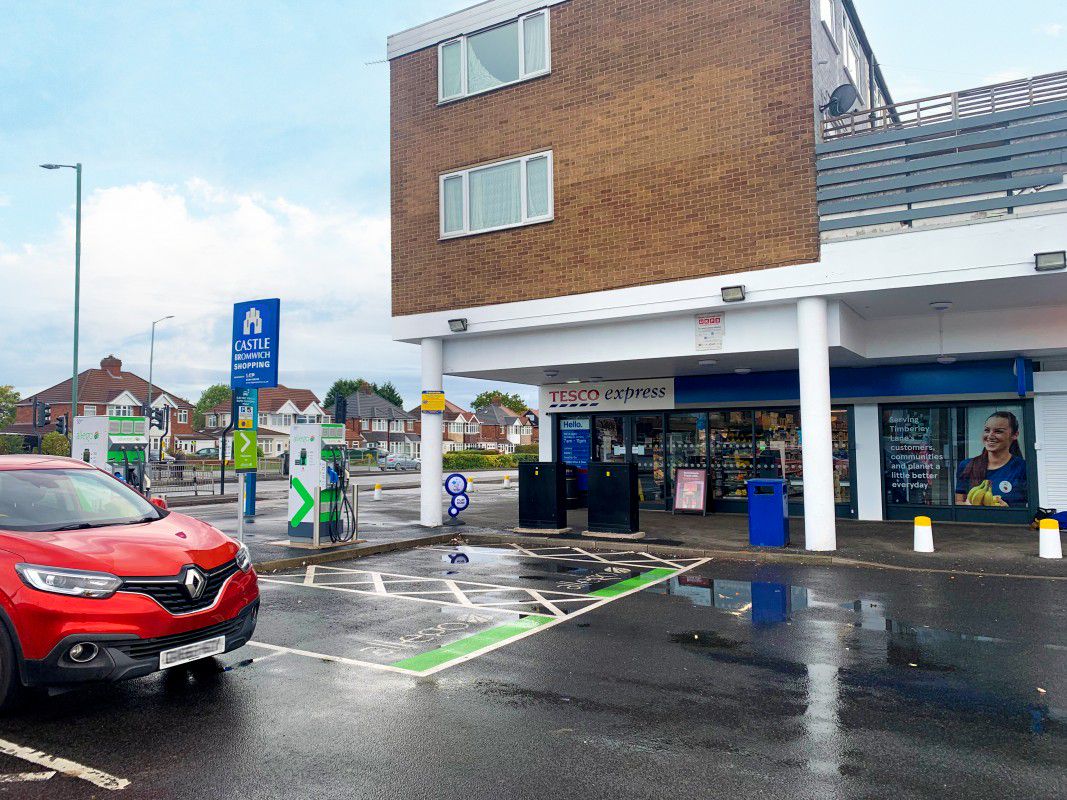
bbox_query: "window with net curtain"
[441,152,552,237]
[439,11,550,101]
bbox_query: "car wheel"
[0,624,25,714]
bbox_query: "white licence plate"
[159,636,226,669]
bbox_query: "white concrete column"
[538,413,554,462]
[420,338,444,527]
[797,297,837,551]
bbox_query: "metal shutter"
[1036,394,1067,508]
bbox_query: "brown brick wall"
[391,0,819,317]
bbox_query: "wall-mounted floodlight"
[1035,251,1067,272]
[721,286,746,303]
[448,318,468,332]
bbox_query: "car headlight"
[235,543,252,573]
[15,564,122,599]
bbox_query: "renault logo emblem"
[182,567,208,600]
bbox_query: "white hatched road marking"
[0,771,56,783]
[500,543,691,570]
[0,737,129,790]
[261,566,601,619]
[254,556,711,676]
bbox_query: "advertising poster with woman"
[955,407,1028,508]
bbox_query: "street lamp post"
[146,315,175,459]
[40,163,82,422]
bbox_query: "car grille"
[111,604,255,660]
[119,559,241,615]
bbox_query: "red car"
[0,455,259,710]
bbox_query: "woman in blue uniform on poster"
[955,411,1027,507]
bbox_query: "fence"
[822,70,1067,141]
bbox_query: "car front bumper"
[20,599,259,687]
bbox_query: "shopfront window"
[880,406,1029,511]
[755,409,802,498]
[709,411,754,500]
[831,409,852,505]
[666,413,707,505]
[954,404,1028,509]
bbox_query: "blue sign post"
[230,299,280,539]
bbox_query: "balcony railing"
[822,70,1067,141]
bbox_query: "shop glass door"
[633,415,665,507]
[594,416,626,462]
[666,413,707,509]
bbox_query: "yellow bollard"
[913,516,934,553]
[374,483,383,501]
[1039,518,1063,559]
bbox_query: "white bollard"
[913,516,934,553]
[374,483,382,501]
[503,474,512,490]
[1039,518,1063,559]
[467,476,474,492]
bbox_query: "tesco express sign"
[540,379,675,414]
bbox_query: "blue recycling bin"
[747,479,789,547]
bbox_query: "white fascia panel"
[388,0,568,60]
[393,211,1067,343]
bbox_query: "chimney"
[491,398,502,406]
[101,355,122,376]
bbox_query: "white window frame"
[83,405,97,416]
[438,10,551,104]
[177,409,189,424]
[440,150,554,239]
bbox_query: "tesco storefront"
[540,359,1040,525]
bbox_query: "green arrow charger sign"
[234,429,258,472]
[290,477,314,527]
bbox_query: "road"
[0,543,1063,799]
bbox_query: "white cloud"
[981,69,1028,85]
[0,195,10,207]
[1038,22,1064,37]
[0,180,414,404]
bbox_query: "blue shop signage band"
[231,298,281,389]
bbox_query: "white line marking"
[259,578,533,615]
[413,558,711,676]
[528,590,565,617]
[246,641,414,675]
[371,572,387,595]
[303,565,318,586]
[444,580,476,606]
[0,738,129,791]
[0,771,56,783]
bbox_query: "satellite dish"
[821,84,860,117]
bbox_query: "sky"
[1,0,1064,410]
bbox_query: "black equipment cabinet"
[518,462,567,530]
[587,462,640,534]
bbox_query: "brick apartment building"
[6,355,197,456]
[389,1,1067,541]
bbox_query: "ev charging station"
[287,422,358,548]
[72,415,151,495]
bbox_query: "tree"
[0,385,19,429]
[0,435,26,455]
[40,431,70,457]
[324,379,362,410]
[471,390,527,413]
[376,381,404,408]
[324,378,404,410]
[194,384,232,429]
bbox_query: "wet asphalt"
[1,544,1063,799]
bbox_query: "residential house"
[7,355,196,457]
[202,385,328,457]
[342,386,420,458]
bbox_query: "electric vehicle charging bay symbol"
[445,474,467,496]
[451,493,470,512]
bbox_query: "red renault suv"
[0,455,259,710]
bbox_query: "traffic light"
[55,415,69,437]
[150,407,168,430]
[35,401,51,428]
[334,396,348,425]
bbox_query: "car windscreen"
[0,468,163,532]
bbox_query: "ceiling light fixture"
[543,369,559,379]
[566,380,581,384]
[931,302,956,365]
[448,318,468,333]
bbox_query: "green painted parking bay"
[251,544,708,676]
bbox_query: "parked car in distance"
[379,454,420,471]
[194,447,220,459]
[0,455,259,711]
